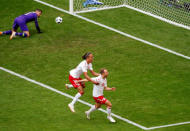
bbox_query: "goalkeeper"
[0,9,42,40]
[83,0,103,7]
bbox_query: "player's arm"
[89,64,99,76]
[83,72,99,85]
[90,70,100,77]
[104,86,116,91]
[76,79,89,83]
[35,18,42,33]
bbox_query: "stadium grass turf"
[0,71,140,131]
[0,0,190,130]
[81,7,190,57]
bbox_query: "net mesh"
[126,0,190,27]
[74,0,125,13]
[73,0,190,27]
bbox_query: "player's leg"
[65,84,73,89]
[71,86,84,105]
[105,100,112,116]
[68,86,84,112]
[105,100,116,122]
[0,30,12,35]
[68,76,85,112]
[66,75,76,89]
[11,31,29,38]
[85,102,101,119]
[16,31,29,37]
[8,19,19,38]
[10,21,29,40]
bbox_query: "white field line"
[34,0,190,60]
[0,67,148,130]
[147,121,190,130]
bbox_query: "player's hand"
[112,87,116,91]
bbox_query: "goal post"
[70,0,190,30]
[69,0,74,14]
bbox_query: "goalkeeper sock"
[15,32,27,37]
[3,30,12,35]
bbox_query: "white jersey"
[92,75,107,97]
[70,60,93,78]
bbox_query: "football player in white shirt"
[77,68,116,123]
[65,52,99,113]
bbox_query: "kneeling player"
[77,68,116,123]
[0,9,42,40]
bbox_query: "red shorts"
[93,96,107,104]
[69,75,85,89]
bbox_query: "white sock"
[70,92,81,106]
[87,105,96,114]
[66,84,74,88]
[107,107,111,117]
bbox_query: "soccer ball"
[55,17,63,24]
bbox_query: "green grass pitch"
[0,0,190,130]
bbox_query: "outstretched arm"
[90,70,100,77]
[84,72,99,85]
[104,86,116,91]
[76,79,89,83]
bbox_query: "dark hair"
[100,68,106,74]
[82,52,92,60]
[36,9,42,13]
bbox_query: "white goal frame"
[69,0,190,31]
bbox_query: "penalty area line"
[34,0,190,60]
[0,66,148,130]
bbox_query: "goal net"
[125,0,190,28]
[72,0,125,13]
[71,0,190,29]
